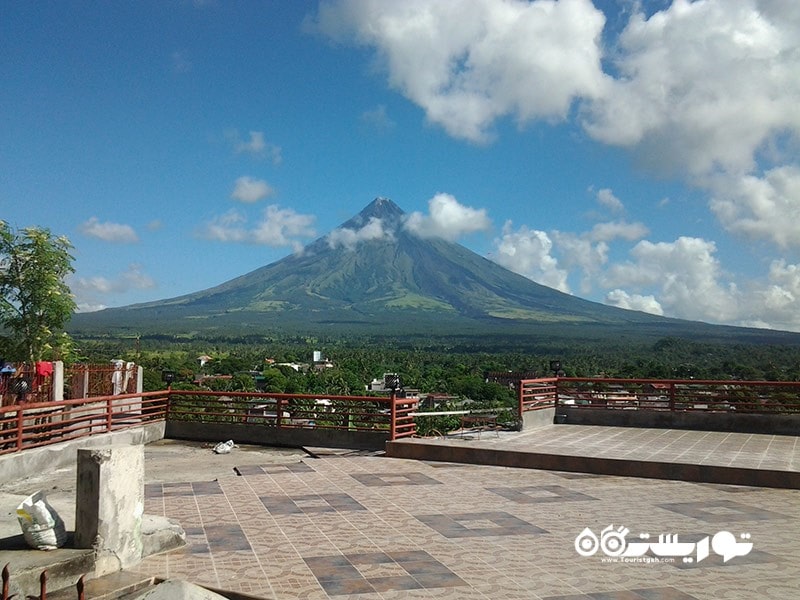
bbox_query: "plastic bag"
[16,491,67,550]
[213,440,236,454]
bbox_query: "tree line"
[69,334,800,398]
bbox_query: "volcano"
[68,198,799,344]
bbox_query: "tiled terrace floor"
[133,432,800,600]
[455,425,800,471]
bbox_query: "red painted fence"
[0,391,168,456]
[0,389,418,456]
[519,377,800,414]
[517,377,558,414]
[3,377,799,457]
[166,389,418,438]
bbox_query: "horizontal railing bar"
[7,376,795,454]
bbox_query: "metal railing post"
[39,569,47,600]
[554,377,560,409]
[106,397,113,432]
[164,389,172,422]
[2,563,9,600]
[15,408,23,451]
[389,391,397,441]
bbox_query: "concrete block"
[75,445,144,575]
[141,514,186,557]
[521,407,556,430]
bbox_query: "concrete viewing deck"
[386,424,800,489]
[1,426,799,599]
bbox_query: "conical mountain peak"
[73,197,747,341]
[337,197,405,232]
[359,197,404,220]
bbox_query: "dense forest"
[73,333,800,398]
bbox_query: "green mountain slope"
[69,198,800,344]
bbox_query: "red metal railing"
[1,564,85,600]
[516,377,800,415]
[390,392,419,440]
[167,389,418,440]
[518,378,558,414]
[0,391,168,456]
[554,377,800,413]
[0,388,417,457]
[5,376,799,457]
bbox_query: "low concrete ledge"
[521,407,555,430]
[166,420,389,451]
[385,438,800,489]
[559,407,800,436]
[0,422,165,484]
[0,516,185,600]
[0,535,95,599]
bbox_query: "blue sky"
[2,0,799,331]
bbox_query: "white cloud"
[199,210,248,243]
[199,205,316,251]
[588,220,649,243]
[231,176,275,203]
[313,0,800,256]
[549,218,646,294]
[596,188,624,213]
[603,236,739,323]
[491,221,570,292]
[250,206,316,250]
[709,165,800,247]
[494,217,800,330]
[738,259,800,332]
[79,217,139,243]
[605,289,663,316]
[327,217,393,250]
[404,193,491,241]
[237,131,265,154]
[582,0,800,178]
[312,0,609,143]
[550,232,606,294]
[360,104,396,132]
[71,264,156,312]
[228,130,283,164]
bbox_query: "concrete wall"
[558,407,800,435]
[165,420,389,451]
[2,418,386,483]
[0,421,165,483]
[75,445,145,574]
[385,438,800,489]
[521,407,555,430]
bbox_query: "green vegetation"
[71,332,800,397]
[0,221,77,363]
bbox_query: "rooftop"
[2,426,799,599]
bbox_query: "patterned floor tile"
[658,499,790,522]
[350,471,443,486]
[415,511,548,538]
[487,484,598,503]
[304,549,466,596]
[259,492,367,515]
